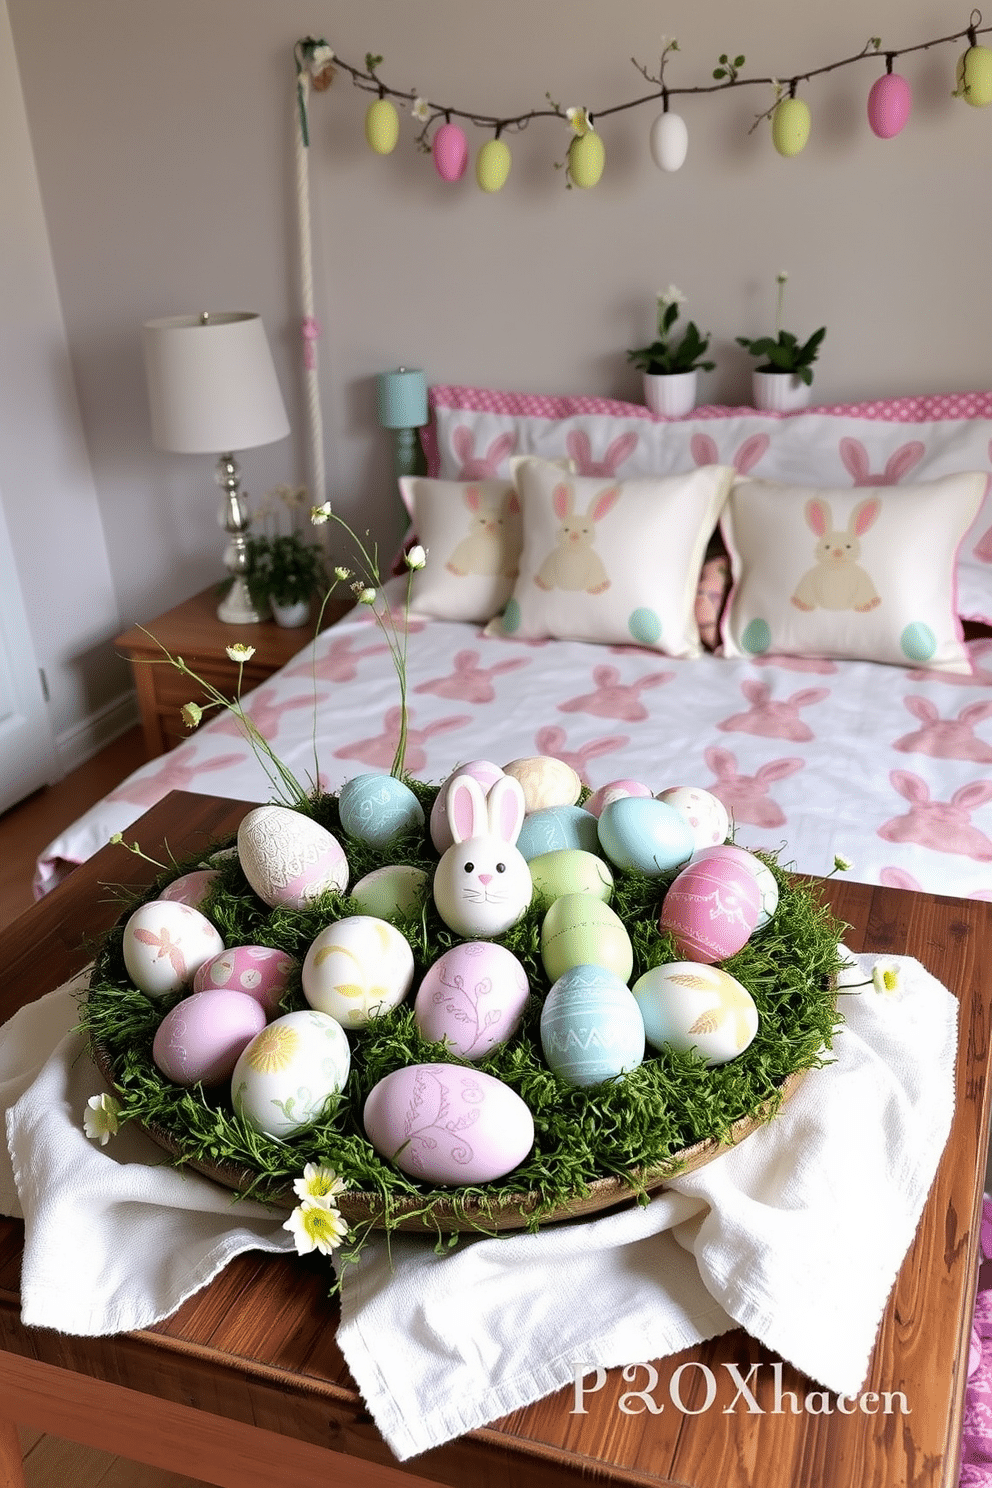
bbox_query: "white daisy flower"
[292,1162,348,1207]
[411,97,431,122]
[84,1093,121,1146]
[226,643,256,663]
[283,1201,349,1256]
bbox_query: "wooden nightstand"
[115,585,351,758]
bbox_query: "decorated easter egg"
[569,129,605,188]
[649,110,688,171]
[517,805,600,861]
[540,964,645,1088]
[122,899,225,1000]
[502,755,582,812]
[193,944,299,1015]
[541,892,633,984]
[156,869,220,908]
[596,797,694,877]
[237,805,348,909]
[958,44,992,106]
[152,988,266,1087]
[691,845,779,930]
[349,863,428,919]
[365,97,400,154]
[337,772,425,849]
[659,856,762,963]
[772,97,811,156]
[430,759,505,852]
[302,915,414,1028]
[656,786,730,852]
[433,122,469,181]
[232,1009,351,1138]
[363,1064,534,1184]
[414,941,530,1059]
[585,778,653,818]
[632,962,758,1066]
[867,72,912,138]
[528,849,614,911]
[476,137,511,192]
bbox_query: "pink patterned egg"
[659,856,761,963]
[656,785,730,852]
[690,845,779,930]
[122,899,226,999]
[867,72,912,139]
[414,941,530,1060]
[363,1063,534,1184]
[152,988,266,1086]
[192,944,299,1015]
[156,869,220,908]
[237,805,348,909]
[433,122,469,181]
[585,779,653,818]
[430,759,505,852]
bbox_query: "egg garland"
[84,763,845,1240]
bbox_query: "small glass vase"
[752,370,812,413]
[270,598,311,629]
[642,369,698,418]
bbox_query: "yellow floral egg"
[957,45,992,106]
[365,97,400,154]
[771,97,811,157]
[476,138,512,193]
[568,129,605,188]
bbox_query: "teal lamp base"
[377,367,428,483]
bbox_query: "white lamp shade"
[142,311,290,454]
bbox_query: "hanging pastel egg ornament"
[433,120,469,181]
[957,41,992,106]
[867,67,912,138]
[365,96,400,154]
[771,94,811,157]
[568,128,605,189]
[649,108,689,172]
[476,136,512,193]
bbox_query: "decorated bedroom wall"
[6,0,992,747]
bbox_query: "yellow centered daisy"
[247,1023,301,1073]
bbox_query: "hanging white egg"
[649,111,689,172]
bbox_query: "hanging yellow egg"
[476,138,512,192]
[568,130,605,188]
[957,45,992,106]
[365,97,400,155]
[771,97,811,157]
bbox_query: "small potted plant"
[736,271,826,412]
[627,285,715,417]
[244,531,329,628]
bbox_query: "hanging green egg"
[476,138,512,192]
[957,45,992,106]
[365,97,400,154]
[568,130,605,188]
[771,97,811,157]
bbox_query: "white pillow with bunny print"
[720,473,986,672]
[398,476,521,622]
[486,457,734,656]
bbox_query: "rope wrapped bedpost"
[294,62,327,509]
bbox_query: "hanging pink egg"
[433,123,469,182]
[867,73,912,138]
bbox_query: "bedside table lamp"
[142,311,291,624]
[377,367,428,479]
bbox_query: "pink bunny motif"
[106,747,247,807]
[414,649,530,703]
[838,437,925,487]
[333,707,471,773]
[535,482,621,594]
[703,746,805,829]
[564,429,639,477]
[451,426,518,479]
[878,770,992,860]
[208,690,325,741]
[892,696,992,762]
[284,634,390,683]
[716,679,831,741]
[557,663,673,721]
[690,431,770,475]
[532,724,630,785]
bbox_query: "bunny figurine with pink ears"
[433,773,533,936]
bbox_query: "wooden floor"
[2,730,214,1487]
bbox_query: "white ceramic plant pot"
[270,598,311,629]
[642,369,698,418]
[752,370,812,413]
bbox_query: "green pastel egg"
[349,864,428,919]
[365,97,400,155]
[628,607,663,646]
[476,138,512,192]
[958,45,992,106]
[771,97,811,156]
[528,849,614,911]
[900,621,937,663]
[500,596,522,633]
[541,892,633,984]
[568,130,605,188]
[741,617,772,654]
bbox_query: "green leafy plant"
[626,285,716,375]
[736,270,826,385]
[244,531,329,608]
[713,51,746,82]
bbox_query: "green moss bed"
[81,779,847,1242]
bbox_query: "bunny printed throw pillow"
[399,476,522,622]
[720,473,986,672]
[487,457,735,656]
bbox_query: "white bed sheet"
[36,594,992,902]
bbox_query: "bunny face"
[433,774,533,936]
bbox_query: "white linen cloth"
[0,951,957,1460]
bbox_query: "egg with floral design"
[659,857,761,963]
[122,900,225,1000]
[337,773,425,849]
[231,1009,351,1138]
[153,988,266,1087]
[192,944,299,1015]
[632,962,758,1066]
[414,941,530,1060]
[156,869,220,908]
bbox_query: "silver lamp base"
[215,452,267,624]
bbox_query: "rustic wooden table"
[1,790,990,1488]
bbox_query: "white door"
[0,483,57,811]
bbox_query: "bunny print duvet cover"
[35,582,992,902]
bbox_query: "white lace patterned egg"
[122,900,225,1000]
[302,915,414,1028]
[231,1009,351,1138]
[237,805,348,909]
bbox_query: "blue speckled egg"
[900,622,936,663]
[540,964,645,1088]
[597,797,695,877]
[337,773,425,849]
[516,805,601,862]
